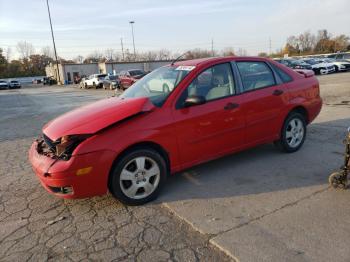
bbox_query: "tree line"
[1,29,349,78]
[266,29,350,58]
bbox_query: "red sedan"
[118,69,147,90]
[29,57,322,205]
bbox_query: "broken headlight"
[55,134,91,160]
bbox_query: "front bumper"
[28,141,117,199]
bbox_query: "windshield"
[304,59,317,65]
[129,70,145,76]
[107,75,117,80]
[121,66,191,107]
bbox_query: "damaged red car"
[29,57,322,205]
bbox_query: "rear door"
[235,60,289,144]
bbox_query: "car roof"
[128,69,144,72]
[173,56,273,67]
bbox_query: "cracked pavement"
[0,87,231,261]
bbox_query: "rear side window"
[270,64,293,83]
[236,61,276,92]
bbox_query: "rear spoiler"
[294,69,315,78]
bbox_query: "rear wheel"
[109,148,167,205]
[274,112,306,153]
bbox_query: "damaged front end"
[37,133,91,161]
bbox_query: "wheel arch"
[288,105,309,124]
[107,141,170,188]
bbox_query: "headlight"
[55,134,91,160]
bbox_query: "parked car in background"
[274,59,312,70]
[319,58,350,72]
[0,80,9,89]
[32,79,42,84]
[29,56,322,205]
[118,69,147,90]
[83,74,107,89]
[103,75,120,90]
[43,77,57,85]
[301,59,335,75]
[8,80,21,89]
[327,52,350,62]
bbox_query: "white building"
[46,60,172,84]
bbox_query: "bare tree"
[236,48,247,56]
[74,55,84,64]
[298,31,316,52]
[157,49,171,60]
[17,41,35,59]
[105,48,117,61]
[5,47,12,61]
[221,47,235,56]
[41,46,54,58]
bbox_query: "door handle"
[224,102,239,110]
[273,89,284,96]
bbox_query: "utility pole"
[129,21,136,61]
[211,38,214,57]
[269,37,272,56]
[120,38,125,61]
[46,0,61,84]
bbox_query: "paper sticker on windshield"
[175,66,195,71]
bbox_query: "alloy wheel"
[119,156,160,199]
[286,118,305,148]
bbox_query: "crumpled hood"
[43,97,155,141]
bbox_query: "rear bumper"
[28,141,117,199]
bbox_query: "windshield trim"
[121,65,192,108]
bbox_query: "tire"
[109,148,167,205]
[274,112,307,153]
[334,65,339,72]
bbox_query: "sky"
[0,0,349,60]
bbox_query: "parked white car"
[82,74,107,89]
[0,80,9,89]
[8,80,21,89]
[301,59,335,75]
[321,58,350,72]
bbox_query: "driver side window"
[178,63,235,108]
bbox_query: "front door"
[172,63,246,167]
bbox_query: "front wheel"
[274,112,306,153]
[109,148,167,205]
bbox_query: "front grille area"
[36,134,57,158]
[43,134,57,153]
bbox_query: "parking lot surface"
[1,72,350,261]
[0,87,230,261]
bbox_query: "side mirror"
[184,95,206,107]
